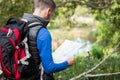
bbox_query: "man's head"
[34,0,56,20]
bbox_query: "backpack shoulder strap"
[28,22,42,28]
[21,19,42,28]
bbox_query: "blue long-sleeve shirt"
[37,27,68,74]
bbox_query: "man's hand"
[67,57,74,66]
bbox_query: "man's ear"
[45,8,51,16]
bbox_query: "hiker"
[22,0,74,79]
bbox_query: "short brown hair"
[34,0,56,12]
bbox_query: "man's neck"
[33,9,44,18]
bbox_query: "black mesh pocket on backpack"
[18,57,40,78]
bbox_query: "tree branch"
[57,0,111,10]
[57,0,85,8]
[70,42,120,80]
[86,72,120,77]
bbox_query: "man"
[23,0,74,79]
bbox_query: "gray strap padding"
[21,18,41,28]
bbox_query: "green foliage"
[49,2,76,29]
[54,54,120,80]
[54,56,89,79]
[0,0,33,27]
[93,0,120,50]
[90,43,104,59]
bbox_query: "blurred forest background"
[0,0,120,80]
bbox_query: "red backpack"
[0,17,40,80]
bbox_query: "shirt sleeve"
[37,28,68,74]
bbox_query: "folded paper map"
[52,40,85,63]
